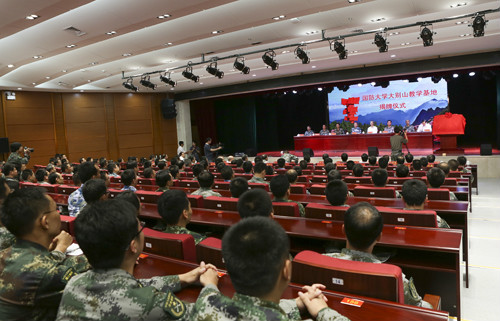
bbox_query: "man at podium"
[417,120,432,132]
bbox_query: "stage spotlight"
[338,84,350,92]
[419,25,434,47]
[469,72,475,77]
[122,78,138,92]
[374,33,388,53]
[294,46,310,64]
[139,76,156,90]
[234,57,250,74]
[471,14,487,37]
[182,63,200,82]
[159,72,176,87]
[453,73,459,78]
[431,76,442,83]
[206,61,224,79]
[330,39,348,60]
[262,50,279,70]
[379,80,389,88]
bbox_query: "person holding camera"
[204,138,222,163]
[390,129,408,161]
[7,142,31,171]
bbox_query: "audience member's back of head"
[126,161,138,171]
[75,199,138,269]
[115,191,140,212]
[157,161,167,170]
[222,216,289,297]
[368,156,377,166]
[427,154,436,163]
[157,189,189,224]
[437,162,450,176]
[371,168,388,187]
[229,177,249,198]
[420,157,429,168]
[378,157,389,169]
[341,153,348,162]
[448,159,459,171]
[412,159,422,171]
[216,162,226,173]
[401,179,427,206]
[253,162,267,175]
[396,156,405,165]
[327,169,342,182]
[324,157,333,165]
[285,169,298,184]
[155,170,171,188]
[299,160,308,170]
[79,162,98,184]
[121,169,136,186]
[82,179,107,204]
[361,153,368,162]
[35,169,47,182]
[21,169,33,182]
[270,175,289,199]
[303,155,311,164]
[352,164,364,177]
[324,162,336,174]
[344,202,383,251]
[143,168,154,179]
[221,166,234,181]
[2,163,16,177]
[346,160,355,170]
[198,170,214,188]
[235,159,243,168]
[242,161,253,174]
[277,158,286,168]
[293,166,302,176]
[395,164,409,178]
[427,167,445,188]
[265,165,274,176]
[169,165,180,180]
[48,172,59,184]
[237,189,272,218]
[405,153,414,163]
[192,164,204,178]
[457,156,467,166]
[325,180,348,206]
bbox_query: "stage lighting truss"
[262,50,279,70]
[419,24,435,47]
[330,38,347,60]
[471,13,487,37]
[233,57,250,74]
[182,62,200,82]
[294,45,310,64]
[139,76,156,89]
[373,32,388,53]
[206,60,224,79]
[122,78,138,91]
[160,72,176,87]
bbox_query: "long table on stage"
[294,132,433,152]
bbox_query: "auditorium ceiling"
[0,0,498,93]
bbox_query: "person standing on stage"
[351,122,362,134]
[417,120,432,132]
[390,129,408,161]
[204,138,222,163]
[319,125,330,135]
[367,121,378,134]
[384,120,395,133]
[331,123,345,135]
[404,120,415,133]
[304,126,314,136]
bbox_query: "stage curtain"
[191,100,217,144]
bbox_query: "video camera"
[24,146,34,153]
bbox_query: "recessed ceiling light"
[469,72,475,76]
[348,0,361,3]
[62,70,67,73]
[318,87,323,91]
[390,54,396,58]
[66,44,77,48]
[32,82,36,85]
[199,82,204,85]
[170,87,175,90]
[17,88,22,90]
[371,82,376,86]
[252,74,257,77]
[211,30,223,34]
[80,90,84,92]
[370,17,386,23]
[357,83,363,87]
[403,79,409,83]
[450,3,467,8]
[106,31,117,35]
[90,62,98,65]
[157,14,171,19]
[453,73,459,78]
[33,55,42,59]
[459,34,471,37]
[87,80,91,82]
[311,66,317,69]
[7,64,14,68]
[350,50,358,53]
[305,30,320,35]
[45,76,50,79]
[389,32,400,36]
[122,53,132,57]
[282,50,290,54]
[25,14,39,20]
[272,15,286,20]
[401,42,411,46]
[455,21,468,25]
[417,77,423,82]
[164,42,173,46]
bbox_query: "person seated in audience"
[249,162,269,185]
[265,165,275,176]
[100,171,110,187]
[345,160,355,171]
[427,168,458,201]
[281,150,298,163]
[396,155,405,165]
[324,157,333,165]
[384,120,395,133]
[404,119,415,133]
[285,169,299,184]
[115,191,141,217]
[324,162,336,175]
[155,170,173,192]
[325,180,349,207]
[367,121,378,134]
[242,161,253,174]
[331,123,345,135]
[48,172,64,185]
[293,165,303,177]
[81,178,108,205]
[254,155,264,164]
[412,159,423,171]
[352,164,364,177]
[276,158,286,170]
[0,177,15,250]
[21,169,36,183]
[121,169,137,192]
[426,154,436,164]
[447,159,459,172]
[457,156,469,172]
[299,159,309,171]
[35,169,50,184]
[270,175,305,217]
[437,162,450,177]
[72,172,82,187]
[46,164,57,175]
[304,125,314,136]
[360,153,368,163]
[402,179,450,228]
[371,168,401,198]
[351,122,362,134]
[142,167,155,179]
[126,161,139,175]
[229,177,249,198]
[0,188,90,320]
[194,216,349,321]
[61,163,73,174]
[191,163,203,181]
[378,156,389,169]
[405,153,414,163]
[420,157,429,168]
[56,199,218,320]
[417,120,432,132]
[99,158,108,170]
[368,156,377,166]
[221,166,234,182]
[157,160,167,171]
[191,170,222,198]
[327,170,342,182]
[169,165,180,180]
[237,189,274,218]
[235,158,244,168]
[107,163,120,178]
[319,124,330,135]
[323,202,431,309]
[157,190,207,244]
[395,164,409,178]
[3,163,19,184]
[340,153,348,163]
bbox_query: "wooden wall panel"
[52,94,68,156]
[115,120,152,135]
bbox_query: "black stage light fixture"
[182,63,200,82]
[374,33,388,52]
[122,78,138,92]
[419,24,434,47]
[139,76,156,90]
[234,57,250,74]
[330,39,347,60]
[471,14,487,37]
[159,72,176,87]
[262,50,279,70]
[379,80,389,88]
[294,46,310,64]
[431,76,441,83]
[338,84,350,92]
[206,61,224,79]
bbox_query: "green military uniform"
[191,187,222,198]
[323,248,432,309]
[331,128,344,135]
[282,153,298,163]
[56,269,192,321]
[192,284,350,321]
[162,225,207,245]
[403,208,450,228]
[319,129,330,136]
[248,176,269,185]
[7,152,29,169]
[273,199,305,217]
[0,226,16,251]
[156,187,170,193]
[0,239,90,321]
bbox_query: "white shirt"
[417,123,432,132]
[177,146,186,155]
[367,126,378,134]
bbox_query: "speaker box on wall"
[368,146,379,157]
[161,99,177,119]
[480,144,492,156]
[0,138,9,154]
[302,148,314,157]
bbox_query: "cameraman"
[203,137,222,163]
[7,142,31,171]
[390,129,408,161]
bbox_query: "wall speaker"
[161,99,177,119]
[480,144,492,156]
[0,138,9,154]
[368,146,379,157]
[302,148,314,157]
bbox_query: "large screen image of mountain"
[328,78,448,128]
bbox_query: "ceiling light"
[390,54,396,58]
[294,46,310,64]
[272,15,286,20]
[455,21,468,25]
[318,87,323,91]
[206,61,224,79]
[305,31,320,35]
[348,0,361,3]
[453,73,459,78]
[389,32,400,36]
[90,62,98,66]
[160,73,176,87]
[469,72,475,76]
[123,78,138,92]
[292,90,297,94]
[431,76,441,83]
[311,66,317,69]
[350,50,358,53]
[182,63,200,82]
[450,3,467,8]
[234,57,250,74]
[211,30,223,34]
[459,34,471,37]
[403,79,409,83]
[252,74,256,77]
[419,25,434,47]
[45,76,50,79]
[262,50,279,70]
[357,83,362,87]
[370,17,386,23]
[7,64,14,68]
[25,14,39,20]
[164,42,173,46]
[66,44,77,48]
[106,31,117,35]
[122,53,132,57]
[140,76,156,89]
[471,14,487,37]
[33,55,42,59]
[401,42,411,46]
[62,70,67,73]
[157,14,171,19]
[32,83,36,85]
[331,39,347,60]
[417,77,423,82]
[282,50,290,54]
[371,82,376,86]
[374,33,388,52]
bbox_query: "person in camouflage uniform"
[282,150,298,164]
[331,123,344,135]
[0,176,16,251]
[0,188,91,320]
[158,189,207,245]
[192,217,350,321]
[248,162,269,185]
[56,199,219,321]
[191,170,222,198]
[270,175,305,217]
[323,202,433,308]
[319,125,330,136]
[155,169,173,192]
[404,120,415,133]
[304,126,315,136]
[6,142,30,171]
